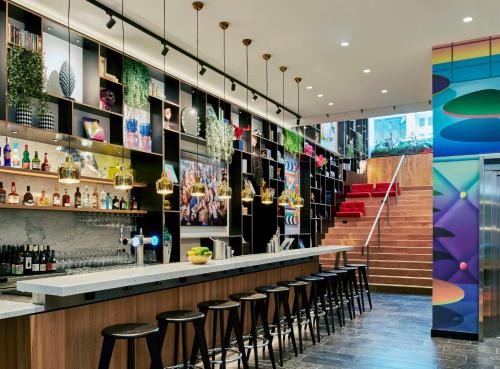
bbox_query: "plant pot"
[39,111,55,131]
[15,102,32,126]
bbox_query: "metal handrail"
[361,155,407,266]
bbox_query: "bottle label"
[32,263,40,272]
[7,194,19,204]
[32,162,40,170]
[40,263,46,272]
[22,162,30,169]
[53,196,61,206]
[0,193,5,204]
[25,256,32,269]
[12,159,20,168]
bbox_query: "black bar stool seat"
[198,299,240,310]
[98,323,163,369]
[157,310,205,322]
[255,285,289,293]
[346,263,373,311]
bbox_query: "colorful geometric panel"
[284,154,300,227]
[453,39,490,62]
[433,75,450,95]
[443,89,500,118]
[432,46,452,65]
[433,279,465,306]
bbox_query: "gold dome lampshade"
[241,183,254,203]
[278,190,289,207]
[217,180,232,200]
[58,155,81,184]
[294,196,305,208]
[114,165,134,190]
[190,177,206,197]
[261,188,273,205]
[156,172,174,195]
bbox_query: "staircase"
[320,185,433,294]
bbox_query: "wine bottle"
[24,245,32,275]
[31,245,40,274]
[22,144,30,169]
[3,138,11,167]
[22,186,34,206]
[92,186,99,209]
[7,182,19,204]
[31,151,41,170]
[53,187,61,207]
[41,153,51,172]
[62,189,71,207]
[112,195,120,210]
[74,187,82,208]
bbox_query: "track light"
[161,42,169,56]
[199,64,207,75]
[296,118,301,125]
[231,80,236,91]
[106,13,116,29]
[252,92,258,101]
[276,106,282,115]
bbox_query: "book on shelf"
[8,23,41,52]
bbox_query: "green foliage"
[7,45,47,114]
[345,143,355,159]
[123,57,150,110]
[371,134,432,157]
[284,129,303,155]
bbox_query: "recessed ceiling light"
[463,16,473,23]
[363,69,371,74]
[381,89,388,94]
[11,130,19,134]
[317,94,324,98]
[47,26,52,31]
[76,39,80,43]
[306,86,313,90]
[328,102,334,106]
[340,41,350,47]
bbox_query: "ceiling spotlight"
[306,86,313,90]
[328,102,334,106]
[106,13,116,29]
[161,42,169,56]
[317,94,324,98]
[252,92,258,101]
[76,39,80,43]
[363,69,371,74]
[276,106,282,115]
[199,64,207,75]
[463,16,473,23]
[381,89,388,94]
[296,118,301,125]
[231,80,236,91]
[47,26,52,31]
[340,41,350,47]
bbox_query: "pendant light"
[113,0,133,190]
[58,0,81,184]
[189,1,205,198]
[217,21,232,200]
[260,179,273,205]
[155,0,173,195]
[277,65,290,207]
[241,182,254,203]
[294,76,305,208]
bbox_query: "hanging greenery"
[206,105,234,163]
[284,129,303,155]
[7,45,48,114]
[345,143,355,159]
[123,57,150,112]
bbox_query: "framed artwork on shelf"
[164,163,178,183]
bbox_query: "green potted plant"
[284,129,303,155]
[7,45,49,127]
[123,57,150,118]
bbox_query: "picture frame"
[164,163,179,184]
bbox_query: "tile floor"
[228,293,500,369]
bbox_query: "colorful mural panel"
[284,153,300,234]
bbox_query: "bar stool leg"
[357,269,366,313]
[257,299,277,369]
[229,308,249,369]
[173,323,180,365]
[300,287,316,345]
[351,270,363,315]
[211,311,218,369]
[194,318,212,369]
[146,333,164,369]
[362,268,373,309]
[318,286,331,336]
[310,283,322,342]
[274,294,284,366]
[98,336,115,369]
[181,322,188,369]
[250,301,259,368]
[331,279,343,327]
[342,275,354,320]
[293,289,303,353]
[127,340,135,369]
[281,291,298,358]
[219,311,227,369]
[325,280,336,333]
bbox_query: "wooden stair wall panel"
[366,153,432,187]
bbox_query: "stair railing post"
[377,218,381,250]
[386,198,390,227]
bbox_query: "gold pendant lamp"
[260,179,273,205]
[241,182,254,203]
[156,172,174,195]
[190,177,205,198]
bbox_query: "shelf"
[0,166,148,187]
[163,209,180,213]
[47,93,123,118]
[0,204,147,214]
[164,99,180,107]
[100,76,123,86]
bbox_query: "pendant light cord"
[245,44,249,111]
[195,6,200,179]
[121,0,125,165]
[222,25,226,171]
[282,69,285,126]
[163,0,166,73]
[67,0,71,152]
[265,58,269,119]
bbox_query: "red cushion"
[372,190,397,197]
[337,211,363,218]
[339,201,366,216]
[346,192,371,198]
[374,182,401,195]
[351,184,374,193]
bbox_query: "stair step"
[322,239,433,247]
[400,185,433,191]
[369,267,432,277]
[347,246,432,254]
[334,221,432,228]
[329,227,432,235]
[345,252,432,261]
[321,259,432,270]
[369,275,432,287]
[325,234,433,241]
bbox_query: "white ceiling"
[16,0,500,126]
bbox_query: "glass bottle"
[105,193,112,210]
[119,196,128,210]
[99,188,107,209]
[37,190,49,206]
[31,151,41,170]
[62,189,71,207]
[21,144,30,169]
[41,153,50,172]
[74,187,81,208]
[22,186,34,206]
[53,187,61,207]
[3,138,11,167]
[92,186,99,209]
[11,143,21,168]
[24,245,32,275]
[82,185,90,208]
[0,182,6,204]
[7,182,19,204]
[130,196,138,210]
[112,195,120,210]
[31,245,40,274]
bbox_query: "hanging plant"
[345,143,355,159]
[206,105,234,163]
[284,129,303,155]
[7,45,48,115]
[123,57,150,116]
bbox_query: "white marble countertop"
[16,245,351,297]
[0,300,44,319]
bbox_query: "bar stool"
[255,285,298,367]
[277,280,316,353]
[327,269,353,321]
[155,310,211,369]
[192,300,249,369]
[296,275,330,342]
[312,272,343,330]
[98,323,163,369]
[229,292,276,369]
[334,266,363,316]
[346,263,373,312]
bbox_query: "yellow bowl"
[188,255,212,265]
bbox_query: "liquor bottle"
[16,248,24,275]
[92,186,99,209]
[22,144,30,169]
[31,246,40,274]
[11,143,21,168]
[130,196,138,210]
[53,187,61,207]
[119,196,128,210]
[41,153,51,172]
[99,188,107,209]
[37,190,50,206]
[62,189,71,207]
[74,187,82,208]
[0,182,6,204]
[47,248,56,272]
[31,151,41,170]
[3,137,11,167]
[112,195,120,210]
[22,186,34,206]
[106,193,112,210]
[24,245,32,275]
[39,248,47,273]
[82,185,90,208]
[7,182,19,205]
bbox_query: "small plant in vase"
[315,154,327,174]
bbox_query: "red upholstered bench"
[372,182,401,197]
[346,183,374,198]
[336,201,365,218]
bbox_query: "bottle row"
[1,138,50,171]
[0,244,55,277]
[0,182,140,210]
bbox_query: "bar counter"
[0,245,351,369]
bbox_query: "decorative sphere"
[459,262,468,270]
[460,191,468,199]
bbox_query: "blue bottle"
[3,138,11,167]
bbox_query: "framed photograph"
[164,163,178,184]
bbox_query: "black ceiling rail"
[86,0,301,119]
